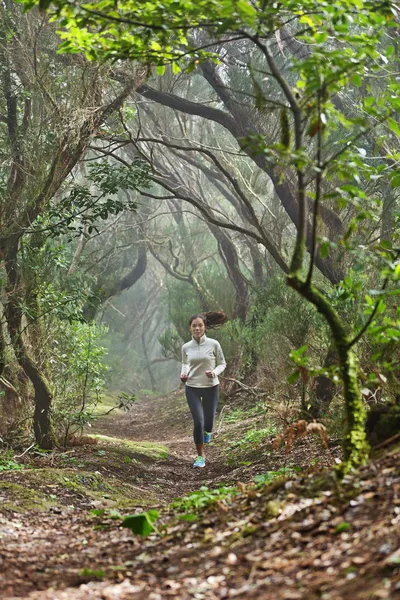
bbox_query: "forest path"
[92,389,242,502]
[1,391,400,600]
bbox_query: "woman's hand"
[205,370,215,379]
[180,374,188,382]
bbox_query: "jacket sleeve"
[181,346,190,376]
[213,342,227,377]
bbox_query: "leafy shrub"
[51,321,109,442]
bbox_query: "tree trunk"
[310,342,337,419]
[84,243,147,320]
[288,277,369,471]
[211,226,249,322]
[4,239,56,449]
[142,317,157,393]
[381,185,396,243]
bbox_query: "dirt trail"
[93,390,237,501]
[1,391,398,600]
[1,390,236,599]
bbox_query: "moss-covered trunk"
[288,277,369,471]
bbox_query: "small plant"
[0,452,24,472]
[224,402,268,424]
[121,509,160,537]
[116,392,136,411]
[79,568,105,578]
[170,484,238,513]
[226,426,278,452]
[253,467,301,488]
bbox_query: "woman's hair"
[188,311,228,329]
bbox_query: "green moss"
[0,481,57,513]
[338,350,369,474]
[1,468,155,510]
[89,435,169,459]
[41,468,154,506]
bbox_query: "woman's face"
[190,317,206,339]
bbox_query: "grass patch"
[223,402,269,424]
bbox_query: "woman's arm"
[180,347,190,381]
[213,342,227,377]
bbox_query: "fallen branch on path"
[220,376,272,399]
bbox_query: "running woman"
[180,311,228,468]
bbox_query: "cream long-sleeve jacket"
[181,334,227,388]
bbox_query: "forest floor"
[1,390,400,600]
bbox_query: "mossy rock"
[1,468,154,511]
[0,481,58,513]
[89,435,169,460]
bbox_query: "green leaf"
[172,61,181,75]
[186,60,196,74]
[351,73,362,87]
[319,241,330,259]
[79,568,105,578]
[287,369,300,384]
[390,172,400,188]
[179,513,198,522]
[387,117,400,138]
[121,510,160,537]
[335,521,351,533]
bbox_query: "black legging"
[185,385,219,444]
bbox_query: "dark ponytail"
[188,311,228,329]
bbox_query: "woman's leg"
[203,385,219,436]
[185,386,205,456]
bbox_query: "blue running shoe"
[192,456,205,468]
[204,432,211,444]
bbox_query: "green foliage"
[214,275,327,384]
[224,402,268,424]
[37,159,150,238]
[335,521,351,534]
[121,509,160,537]
[226,426,278,452]
[79,568,105,578]
[158,327,182,361]
[253,467,301,488]
[51,321,109,440]
[0,452,25,472]
[170,484,238,513]
[19,0,400,469]
[116,392,137,411]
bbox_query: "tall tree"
[0,3,144,447]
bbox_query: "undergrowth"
[169,467,299,517]
[0,451,25,472]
